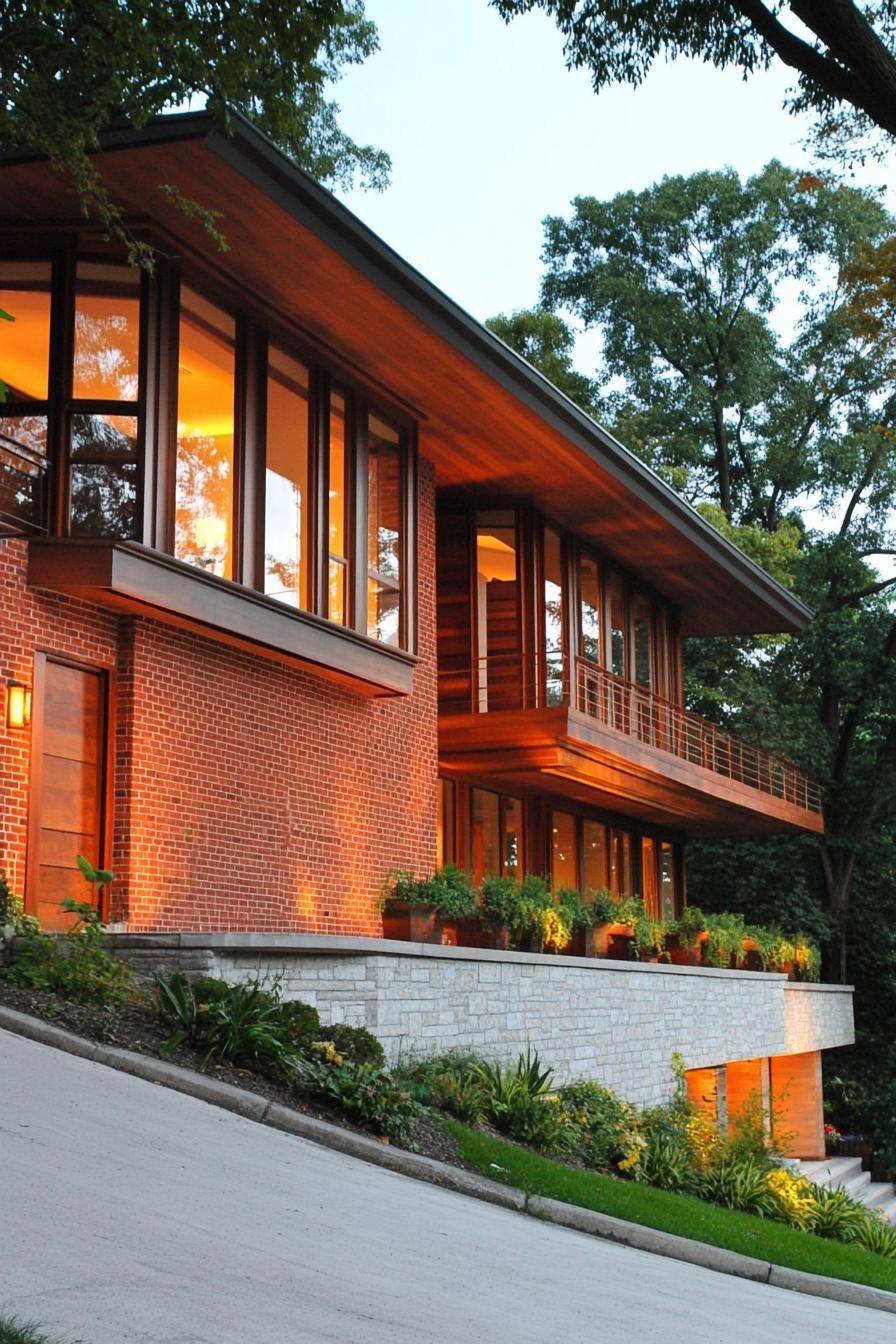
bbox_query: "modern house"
[0,112,852,1157]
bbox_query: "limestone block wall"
[110,934,856,1107]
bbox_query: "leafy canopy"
[491,2,896,157]
[0,1,389,254]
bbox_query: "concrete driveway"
[0,1028,891,1344]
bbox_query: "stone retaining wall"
[108,933,855,1107]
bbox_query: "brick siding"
[0,458,437,933]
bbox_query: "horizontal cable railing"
[437,651,822,814]
[0,433,48,531]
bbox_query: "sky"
[331,0,858,324]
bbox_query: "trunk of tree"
[817,839,855,984]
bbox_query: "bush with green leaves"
[854,1211,896,1260]
[319,1021,385,1068]
[557,1080,641,1171]
[693,1157,779,1216]
[428,1067,488,1124]
[3,900,134,1007]
[299,1048,419,1144]
[155,972,308,1075]
[384,865,478,921]
[809,1185,873,1242]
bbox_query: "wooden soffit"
[2,113,810,637]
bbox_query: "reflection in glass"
[633,598,653,688]
[264,348,309,608]
[609,578,626,678]
[367,415,402,645]
[583,820,608,893]
[0,415,48,527]
[544,526,564,705]
[69,413,139,538]
[609,829,632,897]
[660,842,677,920]
[551,810,577,891]
[476,510,520,711]
[472,788,501,883]
[175,289,235,578]
[503,795,522,877]
[579,555,600,664]
[642,837,659,918]
[0,262,52,401]
[74,263,141,401]
[328,391,347,623]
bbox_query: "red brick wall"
[0,457,438,933]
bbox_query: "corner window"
[0,261,52,530]
[264,348,310,608]
[367,415,403,645]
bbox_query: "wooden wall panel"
[770,1051,825,1160]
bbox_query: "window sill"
[27,538,418,698]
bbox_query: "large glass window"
[609,828,633,897]
[544,526,564,706]
[437,778,456,870]
[472,787,523,883]
[476,510,521,710]
[659,841,678,919]
[73,262,140,401]
[551,810,578,891]
[175,289,236,578]
[367,415,402,645]
[264,348,310,608]
[578,554,601,665]
[328,390,348,624]
[633,596,653,689]
[583,819,609,892]
[608,577,626,679]
[69,412,139,538]
[0,262,52,529]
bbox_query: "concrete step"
[795,1155,896,1225]
[798,1157,863,1188]
[855,1182,896,1212]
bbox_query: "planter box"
[381,900,457,945]
[591,922,635,960]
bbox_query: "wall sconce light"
[6,681,31,730]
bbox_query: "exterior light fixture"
[6,681,31,730]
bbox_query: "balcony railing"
[439,652,823,815]
[0,430,48,531]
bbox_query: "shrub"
[319,1021,385,1068]
[474,1048,554,1109]
[299,1052,419,1144]
[156,973,303,1075]
[4,912,134,1008]
[479,875,522,932]
[695,1157,779,1217]
[854,1211,896,1259]
[384,865,478,920]
[636,1105,695,1191]
[192,976,233,1006]
[499,1092,576,1153]
[557,1080,642,1172]
[809,1185,871,1242]
[275,998,323,1052]
[765,1168,818,1230]
[429,1068,488,1124]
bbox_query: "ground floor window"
[470,787,523,883]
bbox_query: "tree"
[486,308,600,414]
[515,162,896,984]
[0,1,389,258]
[491,1,896,154]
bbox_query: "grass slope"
[0,1317,72,1344]
[446,1122,896,1295]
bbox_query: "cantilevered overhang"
[27,539,417,697]
[439,709,824,839]
[2,112,810,637]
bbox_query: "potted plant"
[667,905,706,965]
[380,865,478,944]
[590,890,642,958]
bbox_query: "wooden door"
[27,656,109,930]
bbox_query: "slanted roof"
[0,110,811,636]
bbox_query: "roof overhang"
[1,111,811,637]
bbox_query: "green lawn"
[445,1121,896,1295]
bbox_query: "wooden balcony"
[438,656,823,837]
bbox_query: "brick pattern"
[0,539,120,899]
[0,457,438,933]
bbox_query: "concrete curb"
[2,1003,894,1316]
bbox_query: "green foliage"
[1,0,389,263]
[585,887,617,924]
[693,1158,778,1217]
[2,900,134,1007]
[319,1021,385,1068]
[810,1186,873,1242]
[155,973,303,1074]
[384,866,479,921]
[428,1068,488,1125]
[485,307,600,414]
[854,1212,896,1260]
[556,1080,640,1171]
[490,2,896,158]
[0,1316,69,1344]
[299,1051,419,1144]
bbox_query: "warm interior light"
[6,681,31,730]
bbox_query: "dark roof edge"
[9,110,811,632]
